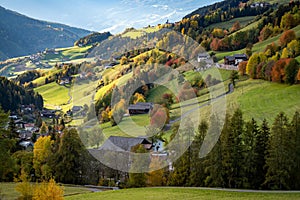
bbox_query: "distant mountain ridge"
[0,6,91,60]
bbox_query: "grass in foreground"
[0,182,91,200]
[65,187,300,200]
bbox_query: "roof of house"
[98,136,152,152]
[72,106,83,112]
[234,54,248,59]
[198,53,209,57]
[128,102,154,111]
[224,56,235,61]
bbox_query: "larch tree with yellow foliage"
[33,136,53,181]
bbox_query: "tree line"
[1,104,299,190]
[165,109,300,190]
[0,77,43,112]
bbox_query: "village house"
[41,109,56,118]
[128,102,154,115]
[197,53,210,62]
[224,54,248,66]
[250,2,271,8]
[98,136,152,152]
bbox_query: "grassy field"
[237,79,300,122]
[34,82,70,111]
[65,187,300,200]
[121,26,160,39]
[100,114,150,138]
[95,72,133,101]
[0,182,91,200]
[172,78,300,125]
[207,16,256,30]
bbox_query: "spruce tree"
[265,112,293,189]
[253,119,270,189]
[205,114,227,187]
[222,109,244,188]
[242,118,259,189]
[290,111,300,189]
[188,120,208,186]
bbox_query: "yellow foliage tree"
[33,136,53,180]
[133,93,146,104]
[281,48,290,59]
[287,40,300,58]
[33,178,64,200]
[15,169,34,200]
[147,157,166,186]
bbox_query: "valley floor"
[65,187,300,200]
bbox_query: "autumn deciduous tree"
[33,136,53,181]
[210,38,220,51]
[129,144,149,188]
[150,105,170,128]
[280,13,296,30]
[212,28,224,38]
[231,21,241,32]
[271,59,291,83]
[238,61,248,75]
[259,24,273,42]
[287,40,300,58]
[147,157,166,186]
[279,30,296,48]
[246,53,267,78]
[33,178,64,200]
[133,93,146,104]
[110,99,126,126]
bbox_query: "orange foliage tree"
[279,30,296,47]
[271,58,291,83]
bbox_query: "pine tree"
[204,114,230,188]
[242,118,259,188]
[54,128,87,184]
[253,119,270,189]
[290,111,300,189]
[188,121,208,186]
[265,112,293,189]
[222,109,244,188]
[8,118,18,139]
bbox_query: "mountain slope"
[0,6,91,60]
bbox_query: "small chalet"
[41,109,56,118]
[98,136,152,152]
[224,54,248,66]
[128,102,154,115]
[24,123,36,132]
[197,53,210,62]
[72,106,83,112]
[15,120,26,129]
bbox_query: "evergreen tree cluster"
[168,109,300,190]
[0,77,43,112]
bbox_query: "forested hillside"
[0,77,43,112]
[0,6,91,60]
